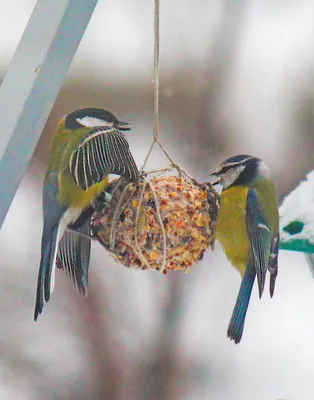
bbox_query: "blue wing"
[246,189,272,298]
[34,172,67,320]
[227,189,276,343]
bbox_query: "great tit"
[35,108,139,320]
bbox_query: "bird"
[211,154,279,343]
[35,108,139,320]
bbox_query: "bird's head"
[211,154,271,190]
[64,108,132,131]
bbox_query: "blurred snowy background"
[1,0,314,399]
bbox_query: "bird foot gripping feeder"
[91,170,219,274]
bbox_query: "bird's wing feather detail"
[268,233,279,297]
[69,128,139,190]
[246,189,272,298]
[56,217,91,296]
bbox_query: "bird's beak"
[210,171,221,186]
[117,120,132,131]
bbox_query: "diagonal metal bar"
[305,253,314,279]
[0,0,99,228]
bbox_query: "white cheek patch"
[258,161,271,179]
[76,117,114,128]
[221,165,245,189]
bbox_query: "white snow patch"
[280,171,314,244]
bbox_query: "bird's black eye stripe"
[218,164,239,174]
[217,161,248,175]
[218,166,231,174]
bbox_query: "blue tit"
[212,155,279,343]
[35,108,139,320]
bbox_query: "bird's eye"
[217,166,230,175]
[283,220,304,235]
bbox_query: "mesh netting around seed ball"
[91,175,219,273]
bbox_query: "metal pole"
[0,0,99,227]
[305,253,314,279]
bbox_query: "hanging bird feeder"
[89,0,219,274]
[91,174,219,274]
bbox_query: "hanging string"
[153,0,160,142]
[101,0,200,273]
[140,0,180,176]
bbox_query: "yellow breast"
[216,186,251,276]
[58,171,109,209]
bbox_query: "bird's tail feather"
[227,266,256,344]
[56,217,91,296]
[34,225,60,320]
[44,227,60,302]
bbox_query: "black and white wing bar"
[69,128,139,191]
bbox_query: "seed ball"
[91,176,219,273]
